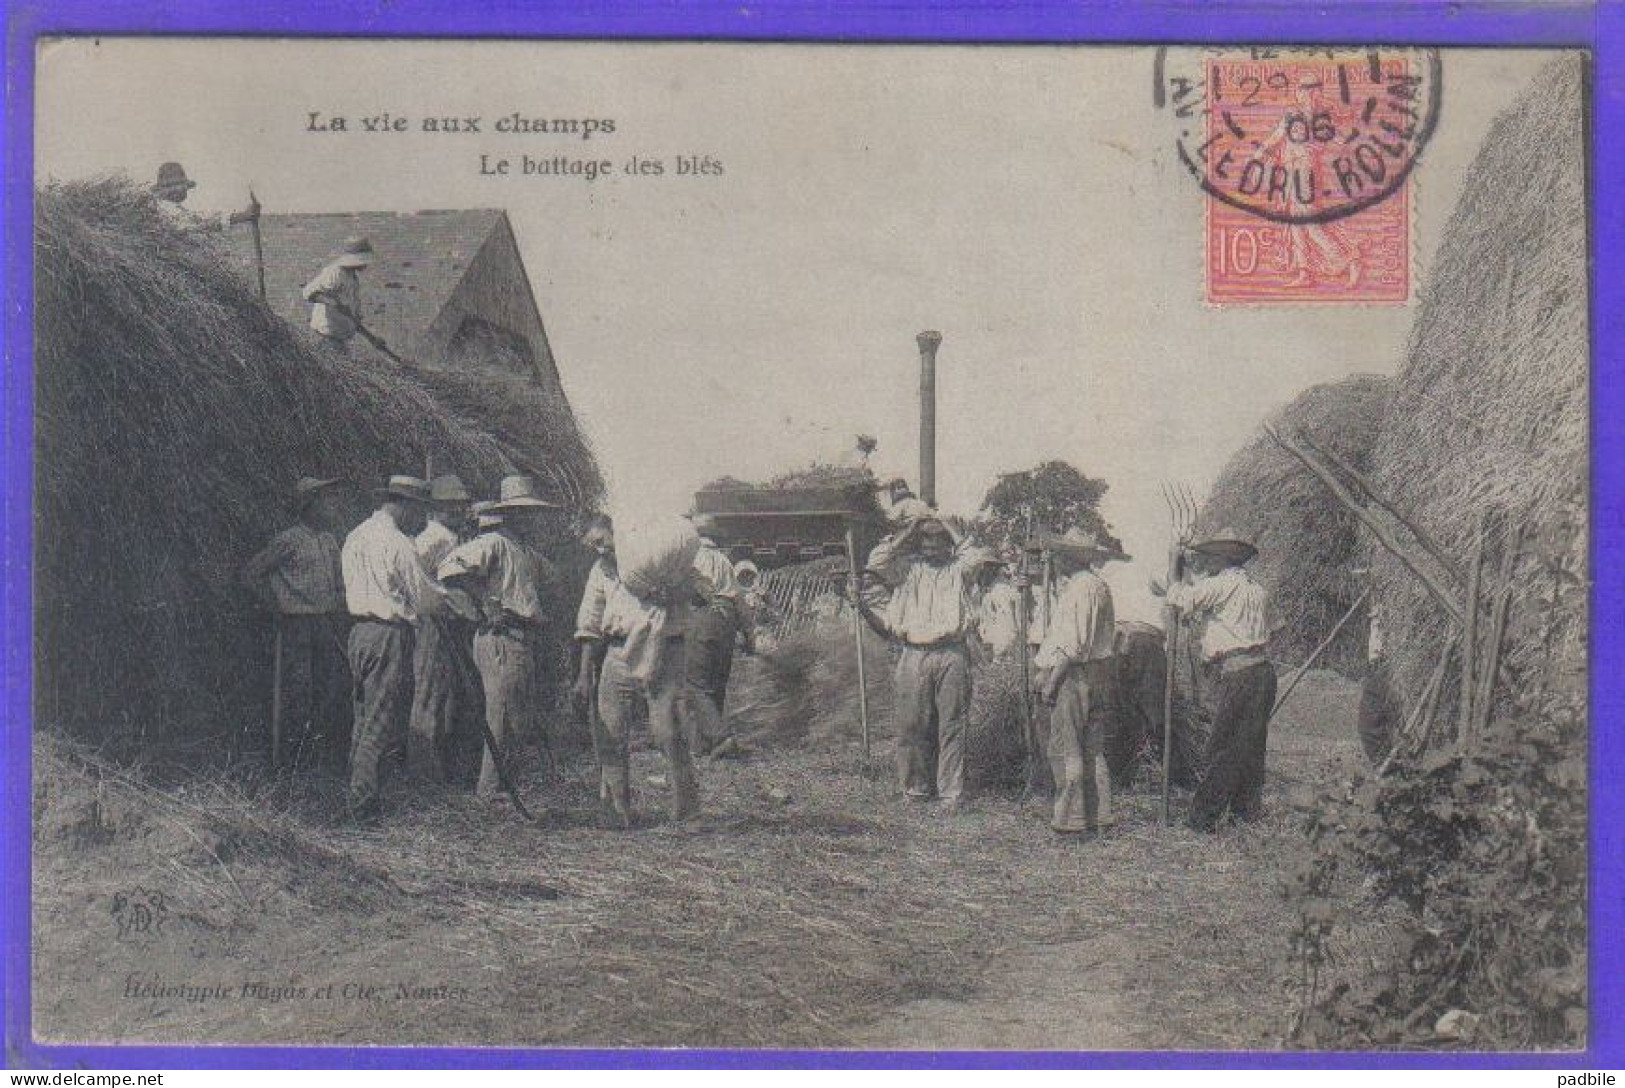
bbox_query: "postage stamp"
[1156,48,1439,304]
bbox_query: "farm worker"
[1357,596,1401,766]
[860,515,992,811]
[1033,530,1125,836]
[683,513,757,752]
[340,475,443,820]
[972,557,1022,661]
[241,476,352,770]
[437,475,559,805]
[301,236,374,352]
[409,474,484,784]
[1151,528,1277,832]
[572,515,628,816]
[578,517,712,826]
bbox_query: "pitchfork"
[1158,481,1198,826]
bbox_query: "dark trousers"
[347,620,415,811]
[274,613,352,769]
[1358,659,1402,766]
[410,614,484,784]
[1189,659,1276,830]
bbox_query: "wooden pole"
[1269,588,1371,725]
[846,524,871,761]
[1456,514,1488,744]
[1264,424,1464,625]
[1291,427,1460,583]
[1473,520,1525,737]
[1378,636,1456,778]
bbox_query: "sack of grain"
[615,514,701,599]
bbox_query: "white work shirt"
[415,519,460,571]
[341,509,439,623]
[1166,566,1271,661]
[1035,568,1117,668]
[865,533,984,645]
[976,581,1022,658]
[437,531,546,625]
[301,261,361,341]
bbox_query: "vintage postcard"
[25,39,1587,1054]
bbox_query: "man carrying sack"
[1033,529,1127,837]
[1152,528,1276,832]
[437,476,557,806]
[860,514,991,812]
[241,477,351,770]
[340,474,441,821]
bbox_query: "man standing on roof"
[241,476,352,770]
[301,236,374,353]
[1152,528,1276,831]
[684,513,755,754]
[1033,530,1126,837]
[410,474,483,785]
[341,475,443,820]
[437,476,557,806]
[859,513,992,811]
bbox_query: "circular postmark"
[1153,47,1441,226]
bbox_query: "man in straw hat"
[1033,529,1127,836]
[860,512,994,812]
[242,476,352,769]
[1152,527,1276,831]
[409,474,483,784]
[340,475,443,820]
[301,237,375,353]
[437,476,558,805]
[683,512,756,754]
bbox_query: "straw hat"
[291,476,340,509]
[335,236,375,269]
[153,162,196,193]
[372,475,430,503]
[1041,528,1130,565]
[428,474,471,504]
[490,474,558,512]
[1189,528,1257,566]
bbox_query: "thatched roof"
[33,178,600,744]
[1199,374,1391,674]
[1370,54,1588,704]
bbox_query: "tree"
[974,460,1121,557]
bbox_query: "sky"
[35,40,1563,619]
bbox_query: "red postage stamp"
[1156,49,1435,304]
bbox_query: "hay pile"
[34,178,599,749]
[1369,55,1588,705]
[1199,375,1391,675]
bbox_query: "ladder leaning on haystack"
[1262,424,1528,770]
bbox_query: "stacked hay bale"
[1198,375,1391,676]
[1370,54,1587,708]
[34,178,601,752]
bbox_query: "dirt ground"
[31,669,1373,1051]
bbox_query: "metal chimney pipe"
[917,330,941,508]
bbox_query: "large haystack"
[34,178,598,749]
[1370,55,1588,705]
[1199,375,1391,674]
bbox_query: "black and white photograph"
[28,39,1588,1052]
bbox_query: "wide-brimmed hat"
[1042,528,1130,565]
[428,474,471,504]
[154,162,196,193]
[372,474,430,504]
[292,476,340,509]
[335,236,375,269]
[471,499,504,529]
[1189,528,1257,565]
[490,474,559,512]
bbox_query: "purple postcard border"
[2,0,1612,1070]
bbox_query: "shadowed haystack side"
[1198,375,1391,675]
[33,178,598,750]
[1370,55,1588,707]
